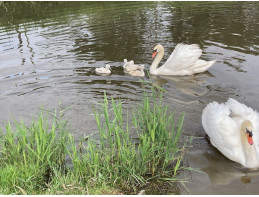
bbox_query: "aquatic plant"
[68,86,185,191]
[0,108,69,194]
[0,86,186,194]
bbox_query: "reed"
[0,109,69,194]
[133,86,184,176]
[69,86,185,191]
[0,86,186,194]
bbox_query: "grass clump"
[133,89,185,178]
[69,86,185,192]
[0,109,69,194]
[0,86,187,194]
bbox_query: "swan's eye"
[153,49,157,53]
[246,128,253,137]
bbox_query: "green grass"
[68,86,186,192]
[0,109,69,194]
[0,86,187,194]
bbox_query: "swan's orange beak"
[152,51,157,58]
[247,133,253,145]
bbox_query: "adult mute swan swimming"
[151,44,216,76]
[202,98,259,168]
[95,64,111,75]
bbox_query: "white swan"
[123,59,143,73]
[202,98,259,168]
[151,44,216,76]
[95,64,111,75]
[128,65,145,77]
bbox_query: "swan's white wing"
[226,98,259,152]
[162,43,202,71]
[226,98,259,120]
[202,101,244,164]
[191,60,216,74]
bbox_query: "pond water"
[0,1,259,194]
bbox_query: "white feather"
[202,98,259,168]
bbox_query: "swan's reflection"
[201,150,259,185]
[150,72,214,104]
[151,71,214,91]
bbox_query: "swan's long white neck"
[240,124,259,168]
[150,49,164,75]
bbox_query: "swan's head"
[106,64,111,69]
[152,44,164,58]
[241,120,253,145]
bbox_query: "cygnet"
[95,64,111,75]
[128,65,145,77]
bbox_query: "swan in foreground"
[128,64,145,77]
[151,44,216,76]
[95,64,111,75]
[202,98,259,168]
[123,59,143,73]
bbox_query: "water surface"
[0,1,259,194]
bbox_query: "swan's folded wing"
[191,60,216,74]
[202,101,243,163]
[162,43,202,71]
[226,98,259,120]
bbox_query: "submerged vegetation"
[0,87,187,194]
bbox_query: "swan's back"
[160,44,216,75]
[226,98,258,121]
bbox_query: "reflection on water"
[202,151,259,185]
[184,139,259,194]
[0,1,259,194]
[151,71,214,105]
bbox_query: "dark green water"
[0,1,259,194]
